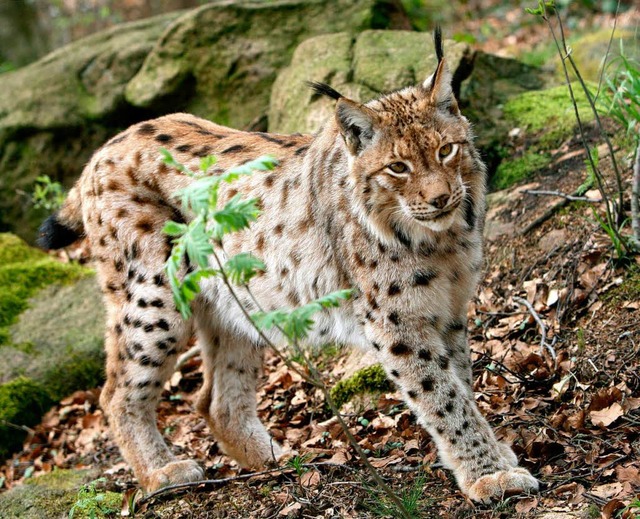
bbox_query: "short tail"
[36,187,84,249]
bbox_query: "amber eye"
[439,143,453,158]
[388,162,408,174]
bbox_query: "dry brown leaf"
[590,482,624,500]
[590,402,624,427]
[300,469,321,487]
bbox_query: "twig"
[138,466,287,505]
[512,296,557,365]
[594,0,621,103]
[523,190,602,202]
[176,343,200,370]
[138,462,357,505]
[518,197,569,236]
[632,141,640,247]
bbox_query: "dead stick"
[523,190,601,202]
[512,296,557,364]
[632,141,640,248]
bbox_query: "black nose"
[429,194,450,209]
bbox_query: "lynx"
[39,30,539,502]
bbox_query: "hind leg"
[92,216,205,490]
[194,305,283,468]
[99,261,204,490]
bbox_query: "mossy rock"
[564,28,638,83]
[0,233,88,341]
[503,82,595,148]
[0,468,103,519]
[269,30,472,134]
[0,234,105,460]
[0,13,181,243]
[2,1,409,243]
[330,364,393,409]
[0,377,52,459]
[126,0,409,129]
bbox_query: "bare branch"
[523,190,602,202]
[512,296,557,366]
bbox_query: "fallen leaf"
[590,402,624,427]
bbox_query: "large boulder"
[269,30,473,134]
[0,12,182,244]
[0,234,104,459]
[0,0,409,243]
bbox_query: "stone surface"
[6,276,106,397]
[0,12,182,243]
[1,0,409,243]
[0,233,104,460]
[269,30,472,134]
[0,468,102,519]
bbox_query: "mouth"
[412,201,460,223]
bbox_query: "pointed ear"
[423,27,459,115]
[335,98,379,154]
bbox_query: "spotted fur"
[41,34,538,501]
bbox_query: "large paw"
[467,467,539,503]
[145,460,205,492]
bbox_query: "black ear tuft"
[434,25,443,63]
[306,81,343,101]
[37,212,80,250]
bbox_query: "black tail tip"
[434,25,443,63]
[306,81,343,101]
[36,213,80,250]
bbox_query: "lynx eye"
[387,162,408,174]
[438,143,453,158]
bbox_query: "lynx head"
[310,28,484,243]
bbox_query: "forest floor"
[1,121,639,518]
[1,3,640,519]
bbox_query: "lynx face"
[335,65,480,241]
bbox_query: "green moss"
[44,349,105,401]
[0,233,89,344]
[503,82,596,149]
[0,468,100,518]
[0,377,53,459]
[25,469,90,491]
[603,264,640,305]
[330,364,393,409]
[491,152,552,190]
[69,479,122,519]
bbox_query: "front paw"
[465,467,539,503]
[145,460,205,492]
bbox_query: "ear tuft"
[434,25,443,64]
[423,27,460,115]
[306,81,343,100]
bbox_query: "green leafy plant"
[68,478,121,519]
[366,473,430,519]
[526,1,634,258]
[285,453,313,477]
[31,175,65,212]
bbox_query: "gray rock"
[5,275,105,400]
[1,0,409,243]
[269,30,472,134]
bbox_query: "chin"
[414,212,456,232]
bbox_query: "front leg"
[367,320,538,503]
